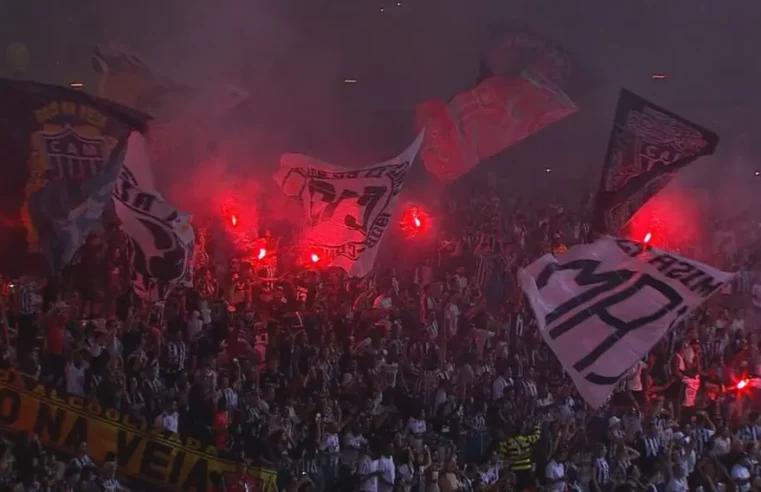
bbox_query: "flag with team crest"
[112,132,194,301]
[274,132,423,278]
[0,78,149,274]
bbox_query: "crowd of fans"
[0,188,760,492]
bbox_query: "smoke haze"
[3,0,761,243]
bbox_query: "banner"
[415,73,577,183]
[478,22,594,99]
[113,132,194,301]
[274,133,423,277]
[592,89,719,236]
[0,370,276,491]
[519,236,735,408]
[0,78,149,274]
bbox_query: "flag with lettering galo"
[519,236,735,408]
[113,132,194,301]
[592,89,719,237]
[0,78,149,275]
[274,132,423,278]
[415,73,577,183]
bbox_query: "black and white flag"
[274,132,423,278]
[519,236,735,408]
[112,132,194,301]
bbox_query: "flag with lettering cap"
[519,236,735,408]
[0,78,149,274]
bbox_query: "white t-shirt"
[492,375,511,401]
[545,460,566,492]
[666,477,688,492]
[320,432,340,453]
[358,455,378,492]
[66,362,88,397]
[377,456,395,492]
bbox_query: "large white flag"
[112,132,195,301]
[274,132,423,277]
[519,236,735,408]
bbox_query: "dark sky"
[3,0,761,211]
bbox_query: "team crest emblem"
[41,125,107,182]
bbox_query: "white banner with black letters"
[274,132,423,278]
[112,132,194,301]
[519,236,735,408]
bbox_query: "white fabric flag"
[274,132,423,277]
[112,132,195,301]
[519,236,735,408]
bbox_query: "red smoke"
[626,187,701,253]
[400,204,432,238]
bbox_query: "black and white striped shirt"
[166,341,187,371]
[594,457,610,486]
[737,425,759,443]
[519,379,538,399]
[693,427,714,456]
[643,436,663,458]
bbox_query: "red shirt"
[212,410,229,449]
[46,316,65,355]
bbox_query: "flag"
[274,132,423,277]
[592,89,719,236]
[91,44,186,114]
[113,132,195,301]
[415,73,577,183]
[0,78,149,274]
[519,236,735,408]
[478,22,595,99]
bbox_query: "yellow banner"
[0,370,276,492]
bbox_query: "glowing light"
[737,379,749,390]
[310,253,320,263]
[755,170,760,176]
[545,167,551,173]
[231,215,238,227]
[70,82,84,88]
[258,248,266,260]
[643,232,652,244]
[344,78,358,84]
[652,74,666,80]
[413,217,421,228]
[379,7,385,12]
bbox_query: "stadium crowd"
[0,188,760,492]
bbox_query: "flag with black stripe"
[592,89,719,237]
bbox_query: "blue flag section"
[0,79,150,275]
